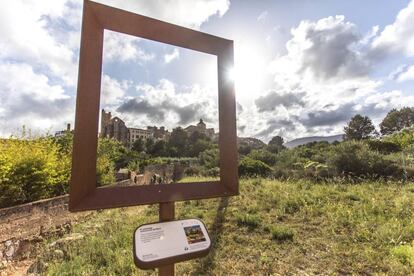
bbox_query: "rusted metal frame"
[69,1,103,209]
[69,0,239,212]
[158,202,175,276]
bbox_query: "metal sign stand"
[158,202,175,276]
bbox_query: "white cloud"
[103,31,155,63]
[101,75,129,105]
[258,11,414,141]
[93,0,230,29]
[257,11,268,22]
[0,0,78,86]
[0,63,73,136]
[113,79,218,129]
[371,0,414,58]
[164,48,180,64]
[269,16,370,82]
[396,65,414,82]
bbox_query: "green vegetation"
[0,134,71,208]
[344,114,376,140]
[40,178,414,275]
[4,107,414,208]
[380,107,414,135]
[0,132,128,208]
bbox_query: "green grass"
[41,178,414,275]
[269,226,294,242]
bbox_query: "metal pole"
[159,202,175,276]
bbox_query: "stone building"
[100,110,214,146]
[55,123,73,137]
[100,109,169,146]
[184,119,215,138]
[129,127,153,145]
[147,126,170,141]
[100,109,129,144]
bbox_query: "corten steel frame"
[69,0,238,211]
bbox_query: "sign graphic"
[133,219,211,269]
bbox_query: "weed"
[391,242,414,266]
[270,225,294,242]
[344,193,361,201]
[284,199,303,214]
[236,213,261,229]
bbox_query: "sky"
[1,0,414,142]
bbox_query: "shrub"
[198,148,219,169]
[366,139,401,154]
[204,167,220,177]
[0,137,71,208]
[270,226,294,242]
[247,149,278,166]
[384,127,414,149]
[238,157,272,177]
[96,155,116,186]
[328,141,403,178]
[184,166,201,176]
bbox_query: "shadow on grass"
[192,197,229,275]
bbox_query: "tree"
[267,135,285,153]
[145,138,154,154]
[380,107,414,135]
[167,127,188,157]
[150,140,167,156]
[132,138,145,152]
[344,114,376,140]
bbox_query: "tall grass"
[43,178,414,275]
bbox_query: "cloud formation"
[113,79,218,129]
[270,16,370,81]
[255,91,305,112]
[0,63,73,136]
[164,48,180,64]
[370,0,414,59]
[104,31,155,63]
[0,0,79,86]
[94,0,230,29]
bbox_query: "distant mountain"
[284,134,344,148]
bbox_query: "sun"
[228,43,266,100]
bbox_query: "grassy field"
[41,178,414,275]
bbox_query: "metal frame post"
[159,202,175,276]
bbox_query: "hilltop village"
[99,109,216,147]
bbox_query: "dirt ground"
[0,195,92,275]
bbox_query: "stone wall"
[0,195,91,263]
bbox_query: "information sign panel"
[133,219,211,269]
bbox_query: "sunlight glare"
[231,43,266,100]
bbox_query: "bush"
[366,139,401,154]
[247,149,277,166]
[96,155,116,186]
[199,148,219,169]
[0,137,71,208]
[328,141,403,178]
[384,127,414,149]
[239,157,272,177]
[184,166,201,176]
[204,167,220,177]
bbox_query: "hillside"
[32,178,414,275]
[285,134,344,148]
